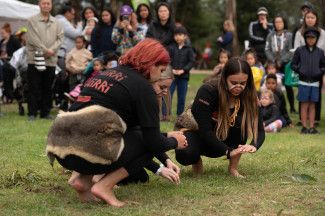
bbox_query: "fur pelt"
[174,103,199,131]
[46,105,127,166]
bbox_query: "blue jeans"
[170,78,188,116]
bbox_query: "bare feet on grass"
[68,172,99,203]
[228,169,245,178]
[228,153,245,178]
[192,157,203,176]
[90,168,129,208]
[91,184,125,208]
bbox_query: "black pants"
[27,64,55,117]
[176,129,243,166]
[56,128,153,176]
[2,61,16,102]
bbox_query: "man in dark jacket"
[248,7,273,64]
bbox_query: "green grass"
[0,74,324,216]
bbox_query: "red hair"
[119,38,170,79]
[1,23,11,34]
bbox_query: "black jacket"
[0,35,21,59]
[146,20,175,47]
[273,90,292,125]
[168,43,195,80]
[248,21,273,46]
[261,104,281,126]
[291,46,325,83]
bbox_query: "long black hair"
[155,2,173,25]
[208,57,258,142]
[81,6,99,27]
[136,3,152,24]
[95,8,116,41]
[273,15,288,31]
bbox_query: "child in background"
[213,49,230,75]
[65,36,93,91]
[66,58,104,101]
[291,27,325,134]
[103,52,119,69]
[245,49,264,91]
[260,89,283,132]
[260,61,283,91]
[82,17,98,42]
[203,49,230,83]
[265,74,293,127]
[169,26,195,116]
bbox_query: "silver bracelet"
[155,164,165,176]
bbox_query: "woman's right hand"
[159,167,180,184]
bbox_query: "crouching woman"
[175,57,265,178]
[46,39,187,207]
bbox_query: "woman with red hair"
[0,23,21,103]
[46,39,187,207]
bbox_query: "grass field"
[0,73,324,216]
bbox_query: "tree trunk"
[225,0,240,56]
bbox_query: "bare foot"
[192,157,203,176]
[91,184,125,207]
[68,173,99,203]
[229,169,245,178]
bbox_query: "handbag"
[284,62,299,87]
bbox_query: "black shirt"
[273,89,292,125]
[261,104,281,126]
[70,65,177,154]
[191,84,265,153]
[168,42,195,80]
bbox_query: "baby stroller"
[9,46,28,115]
[13,68,28,115]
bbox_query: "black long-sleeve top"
[273,89,292,125]
[168,42,195,80]
[191,84,265,155]
[146,20,175,47]
[261,104,281,126]
[70,65,177,155]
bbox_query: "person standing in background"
[26,0,63,121]
[248,7,273,64]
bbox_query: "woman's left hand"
[238,144,256,153]
[166,159,180,175]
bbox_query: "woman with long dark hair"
[0,23,21,103]
[81,6,98,27]
[47,39,187,207]
[175,58,265,178]
[136,3,152,36]
[146,2,175,47]
[90,8,116,57]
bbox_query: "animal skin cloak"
[46,105,126,166]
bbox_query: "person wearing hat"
[291,27,325,134]
[248,7,273,64]
[293,8,325,127]
[112,5,144,55]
